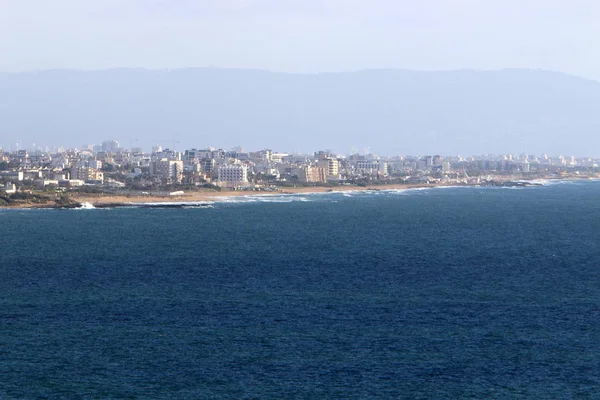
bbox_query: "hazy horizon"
[2,66,595,80]
[2,68,600,157]
[2,1,600,80]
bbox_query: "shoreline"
[2,175,598,209]
[74,183,445,208]
[1,178,575,209]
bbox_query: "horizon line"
[0,66,587,79]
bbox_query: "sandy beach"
[71,183,447,206]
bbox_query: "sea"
[1,180,599,399]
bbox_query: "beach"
[2,175,595,209]
[71,183,447,207]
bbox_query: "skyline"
[1,136,594,196]
[0,137,595,160]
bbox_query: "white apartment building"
[355,161,380,175]
[355,160,389,176]
[218,164,248,187]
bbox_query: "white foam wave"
[75,202,96,210]
[213,195,312,204]
[182,204,214,209]
[524,179,552,185]
[516,178,581,186]
[211,197,259,204]
[127,201,213,207]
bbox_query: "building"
[218,164,248,187]
[59,179,85,188]
[0,170,24,181]
[297,165,327,183]
[1,182,16,194]
[151,159,184,183]
[355,161,380,175]
[184,149,200,161]
[202,158,217,173]
[101,140,120,153]
[317,157,340,179]
[87,160,103,170]
[70,167,104,183]
[34,179,60,188]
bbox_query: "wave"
[212,195,311,204]
[75,202,96,210]
[126,201,213,208]
[213,186,457,203]
[516,178,583,186]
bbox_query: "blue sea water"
[1,181,600,399]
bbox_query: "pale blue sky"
[1,0,600,79]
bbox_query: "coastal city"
[1,140,599,207]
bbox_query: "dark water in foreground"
[1,182,600,399]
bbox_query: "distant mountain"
[1,68,599,155]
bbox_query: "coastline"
[1,176,596,209]
[1,182,452,209]
[73,183,446,207]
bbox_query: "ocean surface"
[1,181,599,399]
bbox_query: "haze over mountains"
[1,68,599,156]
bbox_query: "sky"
[1,0,600,79]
